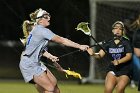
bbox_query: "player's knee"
[116,85,125,92]
[52,78,57,86]
[54,85,60,93]
[104,87,113,93]
[44,84,55,92]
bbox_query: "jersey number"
[112,54,121,60]
[26,34,32,45]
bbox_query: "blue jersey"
[103,37,132,78]
[103,37,132,61]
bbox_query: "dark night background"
[0,0,90,41]
[0,0,90,79]
[0,0,140,80]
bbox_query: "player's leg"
[46,69,60,93]
[33,72,55,93]
[104,71,117,93]
[116,75,130,93]
[35,84,44,93]
[54,85,60,93]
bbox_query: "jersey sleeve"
[41,28,56,40]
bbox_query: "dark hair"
[130,15,140,31]
[112,21,124,28]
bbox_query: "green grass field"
[0,80,138,93]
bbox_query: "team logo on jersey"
[109,47,124,53]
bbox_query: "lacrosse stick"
[58,22,102,58]
[47,61,82,79]
[75,22,108,55]
[75,22,91,36]
[58,43,98,58]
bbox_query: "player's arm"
[116,53,132,64]
[42,51,59,62]
[51,35,89,51]
[134,48,140,57]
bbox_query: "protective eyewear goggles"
[36,13,51,19]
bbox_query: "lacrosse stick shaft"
[90,35,107,54]
[58,44,97,58]
[45,62,65,73]
[59,49,80,58]
[90,35,113,61]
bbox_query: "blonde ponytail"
[20,20,34,45]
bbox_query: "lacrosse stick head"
[63,68,82,79]
[75,22,91,36]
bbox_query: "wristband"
[95,53,100,55]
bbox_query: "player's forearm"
[118,53,132,64]
[43,51,59,62]
[59,37,80,49]
[43,51,53,58]
[87,48,104,59]
[52,35,81,49]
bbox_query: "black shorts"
[107,63,132,79]
[29,79,35,84]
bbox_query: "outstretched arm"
[51,35,89,51]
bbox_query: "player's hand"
[49,55,59,62]
[79,45,89,51]
[112,60,119,66]
[43,52,59,62]
[87,48,94,56]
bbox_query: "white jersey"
[19,25,55,82]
